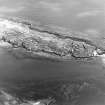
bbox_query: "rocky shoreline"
[0,17,104,61]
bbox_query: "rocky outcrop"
[0,17,104,61]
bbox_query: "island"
[0,17,104,61]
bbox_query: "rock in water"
[0,17,104,61]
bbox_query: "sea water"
[0,47,104,81]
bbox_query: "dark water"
[0,47,105,104]
[0,47,104,81]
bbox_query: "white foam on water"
[0,18,29,34]
[92,50,105,67]
[33,102,41,105]
[0,41,12,47]
[93,50,98,56]
[99,54,105,64]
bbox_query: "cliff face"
[0,17,104,61]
